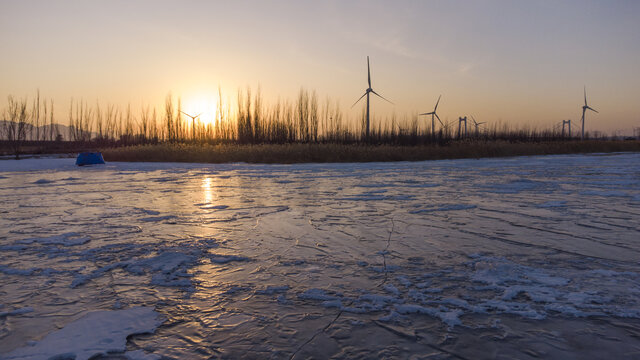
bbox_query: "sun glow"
[182,94,218,126]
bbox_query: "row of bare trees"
[2,88,614,158]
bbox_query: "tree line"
[1,88,614,159]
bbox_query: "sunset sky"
[1,0,638,134]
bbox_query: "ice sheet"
[1,152,639,358]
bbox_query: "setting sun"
[182,93,218,127]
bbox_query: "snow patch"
[394,304,462,328]
[0,307,34,318]
[256,285,290,295]
[298,288,340,301]
[135,208,160,215]
[3,307,162,360]
[209,254,249,264]
[123,349,162,360]
[0,266,37,276]
[18,232,90,246]
[410,204,476,214]
[140,215,177,222]
[536,200,567,208]
[580,190,630,198]
[483,179,548,194]
[383,284,400,295]
[201,204,229,210]
[470,255,569,287]
[72,250,199,288]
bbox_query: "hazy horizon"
[1,0,639,134]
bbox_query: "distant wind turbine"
[471,116,485,138]
[580,87,598,140]
[181,111,201,140]
[419,95,443,139]
[352,56,393,139]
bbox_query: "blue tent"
[76,152,106,166]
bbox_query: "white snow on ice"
[2,307,162,360]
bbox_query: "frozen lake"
[1,153,639,359]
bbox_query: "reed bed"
[100,141,640,164]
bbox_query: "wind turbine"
[181,111,201,140]
[471,116,485,138]
[580,87,598,140]
[419,95,443,139]
[352,56,393,139]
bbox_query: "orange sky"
[1,1,639,134]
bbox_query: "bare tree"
[310,90,318,142]
[150,108,158,142]
[253,86,263,143]
[140,105,150,143]
[2,96,32,159]
[165,94,174,142]
[95,101,104,141]
[33,89,40,141]
[176,98,183,142]
[105,104,117,141]
[296,88,309,142]
[48,99,59,141]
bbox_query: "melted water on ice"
[1,153,639,359]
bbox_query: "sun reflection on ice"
[195,175,227,240]
[202,176,214,204]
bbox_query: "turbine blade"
[433,95,442,112]
[471,115,478,125]
[588,106,598,113]
[419,112,434,116]
[584,86,587,106]
[435,113,444,126]
[367,56,371,88]
[180,110,191,117]
[371,90,394,105]
[351,92,367,108]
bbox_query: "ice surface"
[1,153,640,358]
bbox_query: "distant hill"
[0,120,92,141]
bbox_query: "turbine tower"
[419,95,443,140]
[471,116,485,138]
[562,119,571,138]
[580,87,598,140]
[457,116,468,138]
[352,56,393,139]
[181,111,201,140]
